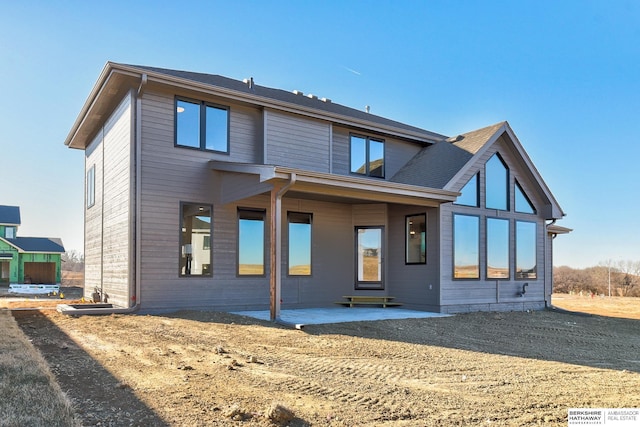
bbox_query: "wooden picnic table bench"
[335,295,402,308]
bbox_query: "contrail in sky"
[342,66,362,76]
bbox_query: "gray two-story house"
[63,62,569,316]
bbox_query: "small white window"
[87,165,95,208]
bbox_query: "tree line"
[554,260,640,297]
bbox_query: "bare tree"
[615,260,640,296]
[61,250,84,272]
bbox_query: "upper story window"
[454,173,479,207]
[86,165,95,209]
[350,134,385,178]
[515,181,536,214]
[4,227,15,239]
[485,153,509,210]
[175,98,229,153]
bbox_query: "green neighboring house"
[0,205,65,288]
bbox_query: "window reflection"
[516,221,537,279]
[406,214,426,264]
[369,139,384,177]
[238,209,265,275]
[455,173,479,207]
[487,218,509,279]
[288,212,312,276]
[515,181,536,214]
[350,135,385,177]
[180,203,212,276]
[205,105,229,152]
[176,100,200,148]
[453,214,479,279]
[356,227,382,286]
[486,154,508,210]
[350,135,367,174]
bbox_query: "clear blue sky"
[2,1,639,268]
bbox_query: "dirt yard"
[10,295,640,426]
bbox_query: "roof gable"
[0,205,21,225]
[391,122,506,189]
[1,237,65,253]
[392,121,565,219]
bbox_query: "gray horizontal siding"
[387,205,440,310]
[265,110,331,172]
[439,138,548,309]
[84,91,133,307]
[331,126,422,179]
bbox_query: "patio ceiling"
[210,161,458,207]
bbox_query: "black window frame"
[175,96,230,154]
[405,213,427,265]
[514,180,537,214]
[515,220,538,280]
[287,211,313,276]
[454,173,480,207]
[237,208,266,277]
[486,217,511,280]
[452,213,481,280]
[485,152,510,211]
[179,202,213,278]
[349,133,385,178]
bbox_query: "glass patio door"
[355,226,384,289]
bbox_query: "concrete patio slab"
[232,307,449,327]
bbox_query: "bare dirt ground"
[9,295,640,426]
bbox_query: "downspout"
[59,74,147,315]
[270,173,297,325]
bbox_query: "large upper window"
[515,181,536,214]
[238,209,265,276]
[485,154,509,210]
[487,218,509,279]
[453,214,480,279]
[406,214,426,264]
[455,173,479,207]
[180,203,212,276]
[176,98,229,153]
[350,134,385,178]
[86,165,95,209]
[516,221,537,279]
[288,212,312,276]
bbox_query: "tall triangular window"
[454,173,479,207]
[485,154,509,210]
[515,181,536,214]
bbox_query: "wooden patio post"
[270,184,281,321]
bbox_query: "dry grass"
[0,309,79,427]
[552,293,640,319]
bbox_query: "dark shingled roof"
[0,205,21,225]
[391,122,506,189]
[5,237,65,253]
[124,64,446,141]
